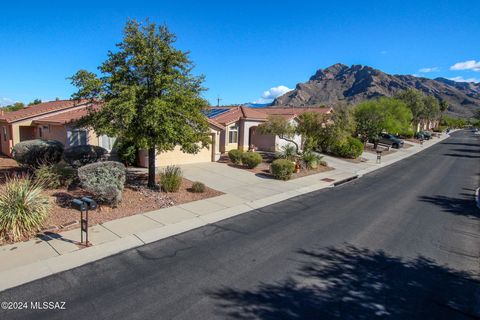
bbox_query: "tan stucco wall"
[138,128,220,168]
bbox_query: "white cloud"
[0,97,15,107]
[418,67,439,73]
[450,60,480,71]
[254,85,292,104]
[448,76,479,83]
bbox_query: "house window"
[68,129,88,146]
[100,135,116,151]
[2,127,6,142]
[228,125,238,144]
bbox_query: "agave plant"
[0,176,50,242]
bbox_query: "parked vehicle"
[378,133,404,149]
[415,131,432,140]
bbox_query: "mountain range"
[272,63,480,118]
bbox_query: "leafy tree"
[316,103,355,152]
[354,97,412,145]
[2,102,24,112]
[70,20,210,188]
[395,89,441,131]
[28,99,42,106]
[296,112,325,152]
[258,116,300,153]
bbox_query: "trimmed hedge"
[63,145,108,168]
[12,139,64,168]
[271,159,295,180]
[331,136,364,159]
[241,152,262,169]
[228,149,243,164]
[35,163,75,189]
[78,161,126,206]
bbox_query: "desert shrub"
[35,163,76,189]
[276,144,297,161]
[115,138,138,166]
[302,151,323,169]
[228,149,244,164]
[160,166,183,192]
[0,176,50,241]
[78,161,126,205]
[63,145,108,168]
[331,136,364,159]
[319,160,328,167]
[241,152,262,169]
[190,181,206,193]
[271,159,295,180]
[398,128,415,138]
[12,139,64,168]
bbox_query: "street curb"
[333,175,359,186]
[476,188,480,209]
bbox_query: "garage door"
[155,145,212,166]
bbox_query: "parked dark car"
[415,131,432,140]
[378,133,404,149]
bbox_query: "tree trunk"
[279,136,300,154]
[147,146,156,189]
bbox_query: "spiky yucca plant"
[0,177,50,242]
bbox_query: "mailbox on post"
[376,150,382,164]
[71,197,97,247]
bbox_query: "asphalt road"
[1,130,479,320]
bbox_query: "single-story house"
[0,99,94,156]
[0,99,332,167]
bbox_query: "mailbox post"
[376,150,382,164]
[71,197,97,247]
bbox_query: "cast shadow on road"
[209,245,478,320]
[443,153,480,159]
[419,195,479,217]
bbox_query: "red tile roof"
[0,100,89,123]
[209,106,332,124]
[33,104,100,125]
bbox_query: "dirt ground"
[0,157,223,241]
[219,153,334,180]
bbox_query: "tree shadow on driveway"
[209,245,479,319]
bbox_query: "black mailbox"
[81,197,97,210]
[72,199,87,211]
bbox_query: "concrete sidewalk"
[0,132,451,291]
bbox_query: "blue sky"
[0,0,479,106]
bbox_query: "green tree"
[354,97,412,145]
[70,20,210,188]
[28,99,42,106]
[258,115,300,153]
[296,112,324,152]
[2,102,25,112]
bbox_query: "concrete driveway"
[179,162,348,201]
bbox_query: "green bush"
[331,136,364,159]
[271,159,295,180]
[241,152,262,169]
[0,177,50,241]
[160,166,183,192]
[115,139,138,166]
[12,139,64,168]
[78,161,126,205]
[302,151,323,169]
[35,163,76,189]
[398,128,414,138]
[63,145,108,168]
[228,149,244,164]
[190,181,206,193]
[276,144,297,161]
